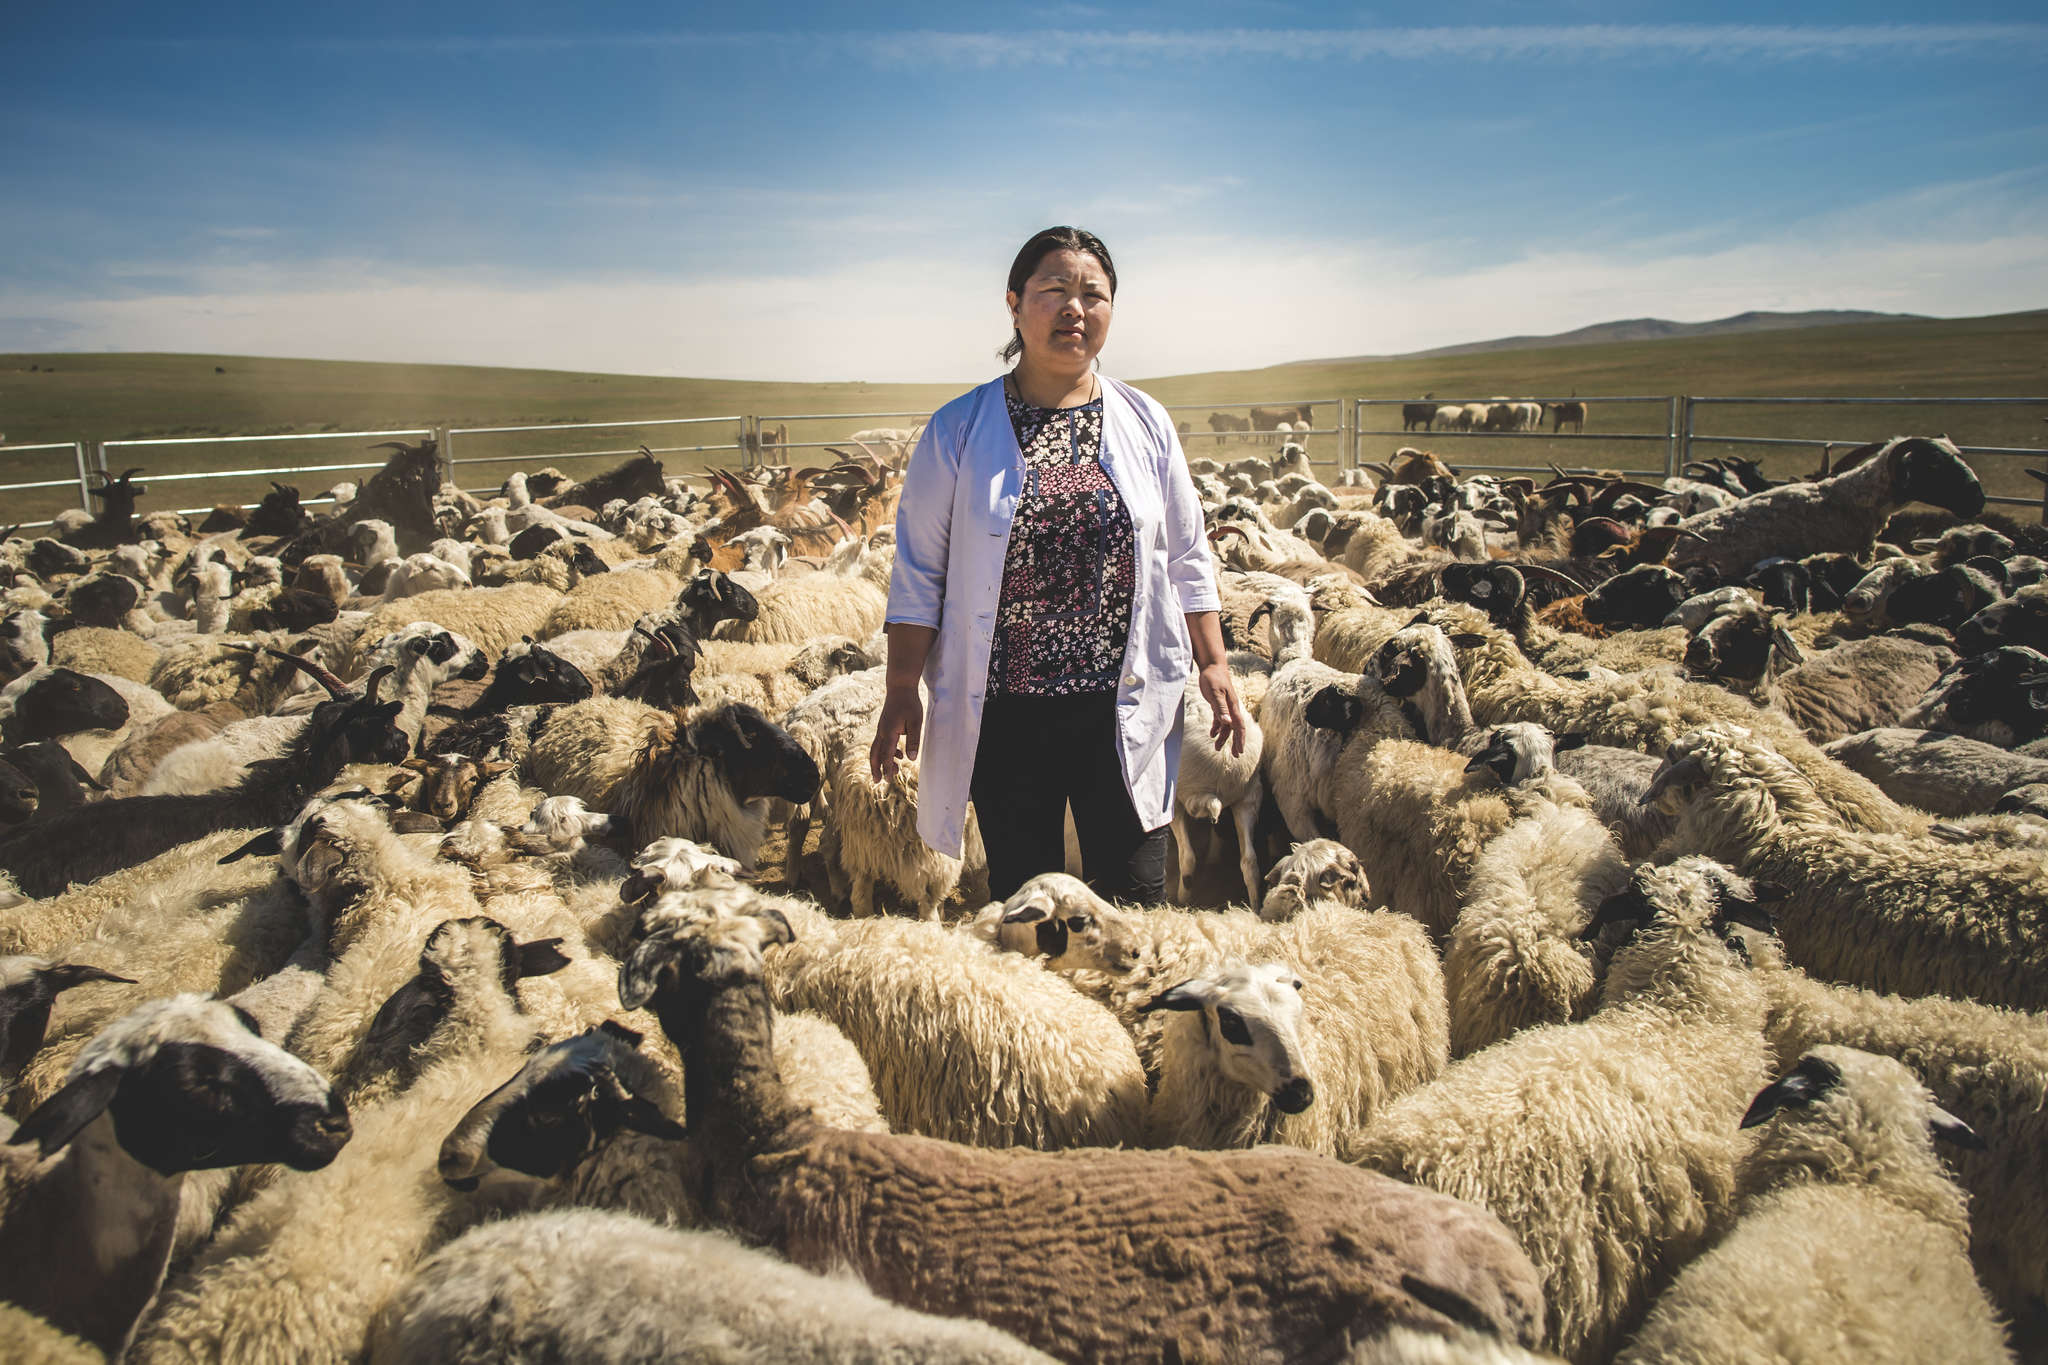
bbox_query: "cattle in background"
[1208,411,1252,443]
[1251,404,1316,445]
[1402,395,1438,432]
[1549,400,1589,434]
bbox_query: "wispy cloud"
[10,171,2045,385]
[114,22,2048,67]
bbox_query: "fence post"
[434,427,452,486]
[70,441,93,511]
[1676,397,1693,475]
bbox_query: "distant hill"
[1285,310,1928,366]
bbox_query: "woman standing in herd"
[872,226,1245,901]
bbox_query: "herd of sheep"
[0,420,2042,1364]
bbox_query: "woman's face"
[1007,248,1113,370]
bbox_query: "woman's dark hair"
[1001,226,1116,364]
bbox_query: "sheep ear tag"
[10,1064,124,1158]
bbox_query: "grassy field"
[3,307,2044,526]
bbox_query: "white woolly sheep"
[1351,857,1776,1363]
[1648,721,2048,1011]
[763,909,1149,1150]
[1009,877,1448,1156]
[1443,784,1627,1058]
[367,1209,1055,1364]
[1258,838,1370,923]
[1614,1046,2009,1365]
[1754,952,2048,1337]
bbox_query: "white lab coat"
[885,374,1221,858]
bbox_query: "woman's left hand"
[1197,662,1248,757]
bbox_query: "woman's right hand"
[870,684,924,781]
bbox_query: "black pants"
[969,691,1169,903]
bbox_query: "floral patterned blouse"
[986,385,1138,696]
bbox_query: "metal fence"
[95,429,435,519]
[746,410,930,470]
[0,441,94,530]
[1350,396,1680,479]
[13,391,2048,527]
[443,416,742,495]
[1160,398,1348,468]
[1680,396,2048,512]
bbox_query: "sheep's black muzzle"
[286,1094,354,1171]
[1273,1077,1314,1114]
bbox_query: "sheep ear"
[389,812,443,835]
[516,938,572,979]
[1929,1105,1985,1150]
[1769,624,1806,668]
[615,1094,687,1142]
[1001,904,1048,925]
[11,1065,124,1158]
[616,941,673,1012]
[598,1019,643,1048]
[1741,1054,1842,1129]
[1138,980,1212,1014]
[41,963,137,992]
[1553,732,1589,752]
[1449,633,1488,650]
[219,828,284,864]
[1751,880,1790,903]
[479,761,513,778]
[1405,612,1430,628]
[749,909,794,948]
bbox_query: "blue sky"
[3,2,2044,381]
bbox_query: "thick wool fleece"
[1755,953,2048,1336]
[1661,723,2048,1012]
[1421,602,1912,837]
[368,1210,1056,1364]
[1444,799,1625,1058]
[766,918,1147,1150]
[346,583,560,670]
[1351,864,1772,1364]
[537,567,682,638]
[1614,1047,2010,1365]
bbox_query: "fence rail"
[0,442,93,530]
[443,415,743,493]
[95,429,434,519]
[1680,395,2048,511]
[12,392,2046,525]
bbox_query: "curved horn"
[1516,563,1586,595]
[118,468,146,482]
[364,664,395,705]
[261,647,351,700]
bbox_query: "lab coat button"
[1123,674,1139,688]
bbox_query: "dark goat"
[247,587,341,633]
[277,440,442,565]
[245,482,312,539]
[1801,553,1872,613]
[27,538,92,580]
[1581,565,1689,630]
[509,524,566,560]
[0,656,406,898]
[3,741,104,817]
[64,573,143,629]
[677,569,759,638]
[616,621,701,709]
[618,702,820,843]
[1903,646,2048,749]
[550,447,667,511]
[0,669,128,746]
[1956,586,2048,656]
[1745,558,1811,614]
[62,468,146,549]
[0,755,34,824]
[468,640,594,715]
